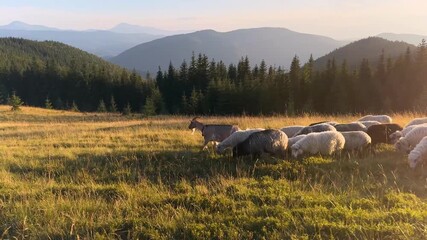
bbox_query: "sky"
[0,0,426,39]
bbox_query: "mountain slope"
[0,29,160,58]
[377,33,426,46]
[0,21,59,31]
[0,21,164,58]
[313,37,417,70]
[0,37,120,68]
[110,27,346,73]
[110,23,188,35]
[0,38,153,112]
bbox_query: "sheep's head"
[408,151,422,169]
[188,117,200,129]
[291,144,303,158]
[395,138,410,153]
[216,144,226,154]
[389,131,402,144]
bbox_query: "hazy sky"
[0,0,426,39]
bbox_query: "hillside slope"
[377,33,426,46]
[0,29,160,58]
[0,38,153,112]
[313,37,416,70]
[111,27,346,73]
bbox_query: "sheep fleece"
[408,136,427,169]
[216,129,264,153]
[293,131,345,155]
[280,126,305,137]
[340,131,371,150]
[233,129,288,157]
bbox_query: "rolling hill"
[109,22,189,35]
[0,37,123,68]
[0,37,152,112]
[110,27,347,74]
[0,21,59,31]
[313,37,417,70]
[377,33,426,46]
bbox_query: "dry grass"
[0,105,426,239]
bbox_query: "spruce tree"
[109,96,118,113]
[189,87,199,114]
[97,99,107,112]
[122,102,132,115]
[143,97,156,116]
[70,101,79,112]
[181,93,189,114]
[45,96,53,109]
[288,55,301,113]
[8,91,23,111]
[54,98,64,110]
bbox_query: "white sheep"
[216,128,264,154]
[340,131,371,151]
[287,134,306,149]
[395,126,427,153]
[405,117,427,128]
[280,125,305,137]
[358,115,392,124]
[293,123,337,136]
[389,123,427,144]
[334,122,367,132]
[309,121,339,126]
[355,120,381,129]
[291,131,345,158]
[233,129,288,158]
[408,136,427,169]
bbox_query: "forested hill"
[155,39,427,115]
[111,27,345,74]
[2,37,427,116]
[0,38,161,112]
[313,37,416,70]
[0,38,117,67]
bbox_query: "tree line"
[1,37,426,115]
[156,40,427,115]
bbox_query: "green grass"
[0,106,426,239]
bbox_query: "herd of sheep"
[188,116,427,169]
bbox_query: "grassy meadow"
[0,106,426,239]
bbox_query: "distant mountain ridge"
[0,29,160,58]
[0,21,178,57]
[313,37,417,70]
[0,21,59,31]
[377,33,426,46]
[111,27,347,74]
[110,23,189,35]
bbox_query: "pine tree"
[143,97,156,116]
[109,95,118,113]
[189,87,199,114]
[70,101,79,112]
[97,99,107,112]
[8,91,23,111]
[181,93,189,114]
[122,102,132,115]
[54,98,64,110]
[45,96,53,109]
[358,59,373,111]
[288,55,301,113]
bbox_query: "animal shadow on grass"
[95,123,147,133]
[4,149,265,186]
